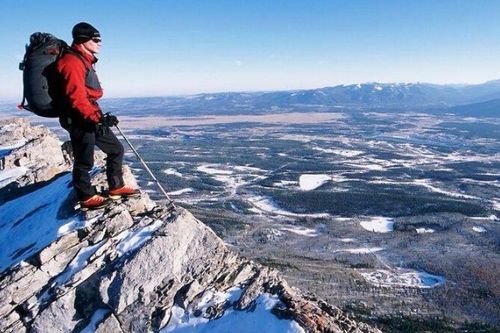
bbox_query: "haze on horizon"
[1,0,500,100]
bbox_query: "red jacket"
[56,43,103,123]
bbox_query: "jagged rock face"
[0,118,380,333]
[0,118,72,187]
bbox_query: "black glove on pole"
[103,113,119,127]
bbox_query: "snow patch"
[359,217,394,233]
[168,188,193,196]
[0,166,28,188]
[472,226,487,233]
[80,309,111,333]
[335,247,384,254]
[116,220,163,256]
[280,226,320,237]
[163,168,183,177]
[416,228,435,234]
[248,196,329,219]
[413,179,479,200]
[299,174,330,191]
[312,147,363,157]
[162,288,304,333]
[197,164,233,175]
[0,173,83,273]
[358,269,445,289]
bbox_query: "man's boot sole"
[80,201,110,211]
[108,193,141,201]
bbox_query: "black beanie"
[72,22,100,44]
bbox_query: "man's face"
[82,38,101,54]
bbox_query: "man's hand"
[102,113,119,127]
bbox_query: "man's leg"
[69,127,96,200]
[95,128,125,190]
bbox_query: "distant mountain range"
[100,80,500,117]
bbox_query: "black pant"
[62,119,125,201]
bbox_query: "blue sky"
[1,0,500,99]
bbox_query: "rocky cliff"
[0,118,380,333]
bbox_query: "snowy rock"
[0,119,380,333]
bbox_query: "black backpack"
[18,32,69,118]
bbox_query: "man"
[57,22,139,210]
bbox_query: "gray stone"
[95,313,124,333]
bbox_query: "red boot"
[80,195,110,211]
[108,186,141,200]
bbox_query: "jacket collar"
[71,43,98,65]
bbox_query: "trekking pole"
[114,125,176,209]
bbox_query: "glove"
[102,113,119,127]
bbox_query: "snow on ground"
[416,228,435,234]
[52,241,104,286]
[197,164,233,175]
[358,269,445,289]
[0,166,28,188]
[346,162,385,171]
[312,147,364,157]
[273,180,297,188]
[472,226,487,233]
[0,140,27,157]
[163,168,183,177]
[280,226,320,237]
[359,217,394,233]
[299,174,330,191]
[162,288,305,333]
[116,220,164,256]
[413,179,479,200]
[334,247,384,254]
[168,188,194,196]
[493,199,500,211]
[0,173,84,273]
[197,163,267,195]
[248,195,329,219]
[339,238,356,243]
[80,309,111,333]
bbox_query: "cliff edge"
[0,118,380,333]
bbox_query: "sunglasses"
[92,38,102,43]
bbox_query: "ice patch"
[299,174,330,191]
[162,288,305,333]
[472,226,487,233]
[116,220,163,256]
[358,269,445,288]
[280,226,320,237]
[359,217,394,233]
[416,228,435,234]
